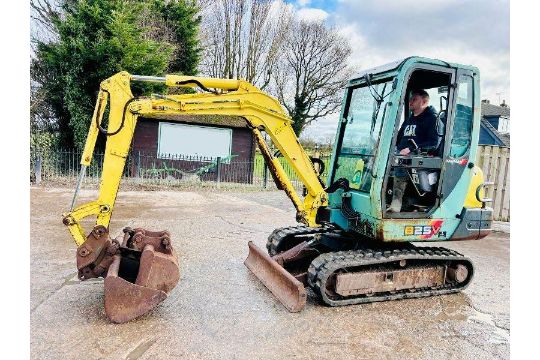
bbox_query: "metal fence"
[30,148,331,191]
[31,147,509,220]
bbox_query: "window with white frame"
[157,123,233,161]
[498,116,510,134]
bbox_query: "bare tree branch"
[198,0,292,88]
[30,0,61,45]
[273,20,353,135]
[198,2,353,136]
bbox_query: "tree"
[274,20,353,136]
[30,0,60,47]
[197,2,353,137]
[31,0,201,149]
[30,0,61,140]
[198,0,292,89]
[142,0,201,75]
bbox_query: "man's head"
[409,89,429,115]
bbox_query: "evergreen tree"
[31,0,201,149]
[151,0,201,75]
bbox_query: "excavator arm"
[61,71,328,321]
[63,71,327,246]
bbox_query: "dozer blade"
[244,241,306,312]
[76,226,180,323]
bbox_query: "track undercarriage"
[245,225,473,311]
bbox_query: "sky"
[288,0,510,142]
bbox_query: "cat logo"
[403,125,417,137]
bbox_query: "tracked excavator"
[62,57,493,323]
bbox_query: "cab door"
[438,69,476,203]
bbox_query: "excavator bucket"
[244,241,307,312]
[76,226,180,323]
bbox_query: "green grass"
[253,153,332,184]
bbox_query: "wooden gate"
[476,146,510,221]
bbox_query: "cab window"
[449,75,474,158]
[333,79,394,192]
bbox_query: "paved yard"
[30,187,509,359]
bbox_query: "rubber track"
[307,246,474,306]
[266,225,333,256]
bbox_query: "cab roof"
[350,56,479,84]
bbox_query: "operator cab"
[329,57,477,225]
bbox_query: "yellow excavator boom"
[63,71,327,246]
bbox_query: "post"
[136,150,141,181]
[216,157,221,187]
[35,153,42,185]
[263,161,268,189]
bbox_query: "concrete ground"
[30,187,510,360]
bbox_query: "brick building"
[130,115,256,183]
